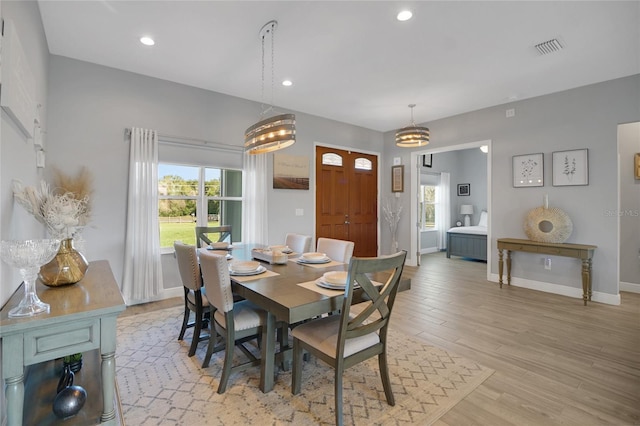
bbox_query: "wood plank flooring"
[122,252,640,425]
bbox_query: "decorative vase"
[53,365,87,419]
[39,238,89,287]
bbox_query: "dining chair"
[316,237,355,263]
[195,225,232,248]
[291,250,407,426]
[285,233,312,254]
[174,241,211,357]
[199,250,286,393]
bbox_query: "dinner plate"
[231,260,261,273]
[323,271,347,285]
[229,265,267,276]
[315,278,359,290]
[297,257,331,264]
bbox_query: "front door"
[315,146,378,256]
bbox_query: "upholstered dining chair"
[199,250,286,393]
[316,237,355,263]
[285,233,312,254]
[174,241,211,357]
[291,250,407,426]
[195,225,232,248]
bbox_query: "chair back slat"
[174,241,203,291]
[199,250,235,313]
[337,251,407,355]
[196,225,233,248]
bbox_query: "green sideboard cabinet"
[0,260,125,425]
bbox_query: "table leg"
[506,250,512,286]
[5,374,24,426]
[581,258,593,306]
[100,351,117,422]
[259,312,276,392]
[498,249,504,288]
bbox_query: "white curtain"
[242,152,269,245]
[121,128,163,304]
[436,172,451,250]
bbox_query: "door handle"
[344,221,350,224]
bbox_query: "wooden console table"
[497,238,597,305]
[0,260,125,425]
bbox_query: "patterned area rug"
[116,307,493,425]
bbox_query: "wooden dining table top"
[204,243,411,325]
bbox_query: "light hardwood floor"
[123,252,640,425]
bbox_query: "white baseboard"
[420,247,440,254]
[488,273,621,305]
[125,286,183,306]
[620,281,640,294]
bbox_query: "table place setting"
[228,260,279,282]
[291,252,344,268]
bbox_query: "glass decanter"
[1,239,60,318]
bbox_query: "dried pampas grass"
[52,167,93,204]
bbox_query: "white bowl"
[231,260,260,273]
[211,242,229,249]
[323,271,348,285]
[302,252,326,261]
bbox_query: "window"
[419,185,436,229]
[158,164,242,248]
[322,153,342,166]
[354,157,372,170]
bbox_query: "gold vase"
[39,238,89,287]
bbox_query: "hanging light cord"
[259,22,276,118]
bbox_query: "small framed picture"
[513,153,544,187]
[457,183,470,196]
[391,165,404,193]
[634,153,640,179]
[552,149,588,186]
[422,154,432,168]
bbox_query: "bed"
[446,211,488,261]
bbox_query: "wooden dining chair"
[174,241,211,357]
[291,250,407,426]
[195,225,232,248]
[199,250,286,393]
[285,233,312,254]
[316,237,355,263]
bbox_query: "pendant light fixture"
[244,20,296,154]
[395,104,430,148]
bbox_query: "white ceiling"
[37,1,639,132]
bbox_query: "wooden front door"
[315,146,378,257]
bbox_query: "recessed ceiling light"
[397,10,413,21]
[282,80,293,87]
[140,36,155,46]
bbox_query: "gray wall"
[383,74,640,302]
[44,55,383,297]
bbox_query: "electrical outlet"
[506,108,515,118]
[544,258,552,270]
[295,208,304,216]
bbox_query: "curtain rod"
[124,128,244,153]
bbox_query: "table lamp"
[460,204,474,227]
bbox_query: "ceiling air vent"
[535,38,564,55]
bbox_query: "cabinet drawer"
[537,247,578,257]
[502,243,538,253]
[23,318,100,365]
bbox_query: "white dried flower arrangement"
[13,168,92,240]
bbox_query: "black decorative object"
[53,365,87,419]
[63,352,83,373]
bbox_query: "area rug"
[116,307,493,425]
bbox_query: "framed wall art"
[457,183,470,196]
[273,153,310,189]
[552,149,589,186]
[422,154,433,168]
[635,153,640,179]
[513,153,544,187]
[391,165,404,193]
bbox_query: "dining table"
[201,243,411,393]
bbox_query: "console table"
[497,238,597,305]
[0,260,125,425]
